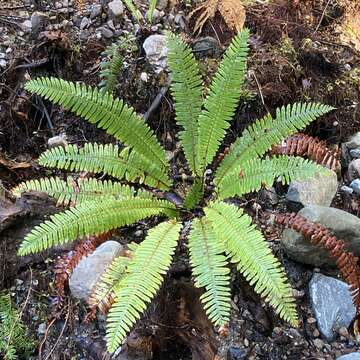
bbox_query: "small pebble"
[313,328,320,337]
[243,338,249,347]
[340,185,354,195]
[338,326,349,338]
[350,179,360,195]
[313,338,324,349]
[350,149,360,158]
[307,317,317,324]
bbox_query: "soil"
[0,0,360,359]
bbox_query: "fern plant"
[14,29,334,353]
[0,292,34,360]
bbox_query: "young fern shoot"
[15,29,335,353]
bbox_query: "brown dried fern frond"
[271,133,340,172]
[274,212,360,314]
[189,0,246,35]
[53,232,112,311]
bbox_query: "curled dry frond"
[271,133,340,172]
[274,212,360,314]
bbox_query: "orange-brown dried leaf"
[189,0,218,35]
[218,0,246,32]
[274,212,360,314]
[271,133,340,172]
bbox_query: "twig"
[38,317,57,360]
[43,302,70,360]
[37,97,55,135]
[314,0,331,34]
[143,86,168,122]
[14,58,49,70]
[0,16,23,28]
[249,70,267,110]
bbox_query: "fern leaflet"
[215,103,334,186]
[183,178,204,209]
[38,143,171,189]
[18,198,177,255]
[147,0,158,22]
[217,156,328,199]
[11,176,148,206]
[189,218,231,326]
[166,32,204,174]
[196,29,249,173]
[106,220,181,352]
[25,77,170,175]
[205,201,298,326]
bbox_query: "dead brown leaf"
[0,155,31,170]
[190,0,247,35]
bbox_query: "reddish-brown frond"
[274,213,360,314]
[271,133,340,172]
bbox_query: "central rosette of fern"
[13,29,333,353]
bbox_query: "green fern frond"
[18,198,177,256]
[147,0,158,22]
[38,143,171,189]
[11,176,143,206]
[166,32,204,174]
[99,44,123,94]
[217,156,328,199]
[25,77,169,175]
[204,201,298,326]
[123,0,143,22]
[183,178,204,210]
[196,29,249,173]
[215,102,334,186]
[188,218,231,326]
[106,220,181,352]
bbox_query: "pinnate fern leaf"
[11,176,144,206]
[205,201,298,326]
[25,77,169,175]
[217,156,328,199]
[38,143,171,189]
[18,198,177,256]
[188,218,231,326]
[196,29,249,173]
[215,102,334,186]
[166,32,204,174]
[106,220,181,352]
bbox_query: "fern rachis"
[16,29,338,353]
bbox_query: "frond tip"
[189,218,231,326]
[205,201,298,326]
[106,220,181,352]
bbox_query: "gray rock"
[348,159,360,181]
[227,346,247,360]
[47,134,68,148]
[350,179,360,195]
[31,12,49,33]
[309,273,355,341]
[281,205,360,266]
[99,27,113,39]
[259,186,278,206]
[344,132,360,151]
[37,323,46,336]
[69,241,123,301]
[143,34,168,73]
[286,169,337,211]
[108,0,124,19]
[20,20,32,33]
[90,4,102,19]
[337,353,360,360]
[174,13,186,30]
[79,17,90,30]
[340,185,354,195]
[193,36,221,58]
[0,59,6,68]
[350,149,360,159]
